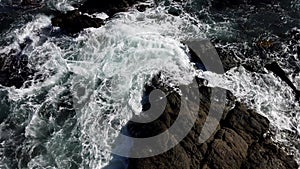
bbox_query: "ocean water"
[0,0,299,168]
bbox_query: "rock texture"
[124,78,299,169]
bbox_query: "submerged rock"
[51,0,147,34]
[211,0,276,9]
[168,6,182,16]
[265,61,300,101]
[51,10,104,34]
[0,38,35,88]
[0,52,34,88]
[79,0,144,16]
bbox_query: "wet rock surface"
[125,78,299,169]
[51,0,146,34]
[51,10,104,34]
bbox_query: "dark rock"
[205,128,248,169]
[168,7,182,16]
[129,145,190,169]
[265,61,300,101]
[0,37,35,88]
[222,104,269,144]
[51,0,148,34]
[242,142,299,169]
[21,0,36,6]
[79,0,145,16]
[136,4,152,12]
[164,0,171,6]
[51,10,104,34]
[125,78,299,169]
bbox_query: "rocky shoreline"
[0,0,299,168]
[123,77,299,169]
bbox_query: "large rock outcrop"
[123,77,298,169]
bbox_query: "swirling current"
[0,0,299,168]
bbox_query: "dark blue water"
[0,0,299,168]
